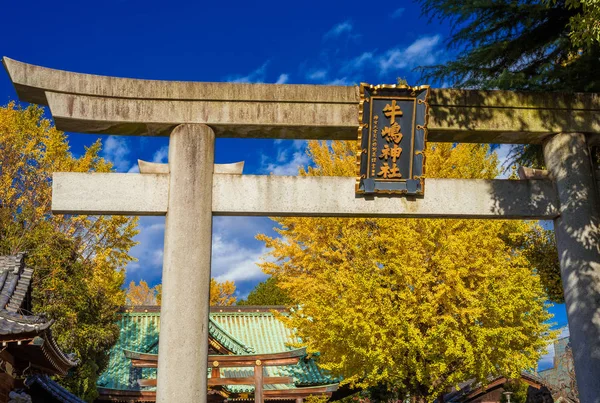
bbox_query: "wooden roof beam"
[125,348,306,368]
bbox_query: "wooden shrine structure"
[0,254,81,403]
[95,306,340,403]
[124,349,338,402]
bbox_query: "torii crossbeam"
[4,57,600,403]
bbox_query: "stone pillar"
[543,132,600,403]
[156,124,215,403]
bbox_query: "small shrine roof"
[0,253,35,313]
[442,372,554,402]
[25,375,86,403]
[0,309,53,336]
[0,254,77,375]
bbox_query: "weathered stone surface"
[212,175,559,219]
[44,92,600,143]
[6,58,599,109]
[137,160,244,174]
[51,173,559,219]
[2,57,357,104]
[157,124,214,403]
[5,57,600,143]
[518,166,550,180]
[543,133,600,403]
[428,88,600,110]
[46,92,356,140]
[213,161,244,175]
[51,172,169,215]
[428,106,600,144]
[137,160,169,174]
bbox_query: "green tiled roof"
[97,310,160,391]
[211,310,334,393]
[97,307,337,394]
[210,315,255,355]
[211,310,295,354]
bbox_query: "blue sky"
[0,0,566,370]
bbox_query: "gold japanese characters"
[356,83,430,196]
[378,100,405,179]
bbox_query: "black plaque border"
[356,83,430,196]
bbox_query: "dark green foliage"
[418,0,600,168]
[500,380,529,403]
[522,227,563,303]
[505,145,546,170]
[418,0,600,92]
[237,277,292,306]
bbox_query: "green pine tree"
[418,0,600,168]
[237,277,292,306]
[419,0,600,92]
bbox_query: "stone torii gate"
[4,57,600,403]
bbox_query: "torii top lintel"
[4,57,600,144]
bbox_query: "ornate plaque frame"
[356,83,430,196]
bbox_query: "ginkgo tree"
[258,141,555,402]
[209,278,237,306]
[0,103,138,401]
[126,280,161,305]
[129,278,237,306]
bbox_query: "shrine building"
[0,254,84,403]
[96,306,342,403]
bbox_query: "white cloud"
[495,144,513,179]
[379,35,442,72]
[274,139,306,148]
[125,214,276,295]
[324,20,354,40]
[273,139,306,163]
[152,145,169,163]
[102,136,131,172]
[125,216,166,285]
[226,62,270,83]
[264,152,310,175]
[307,52,371,87]
[211,216,276,285]
[327,77,354,86]
[276,148,289,163]
[391,7,405,19]
[341,51,374,74]
[211,234,268,283]
[128,163,140,173]
[275,73,289,84]
[291,140,306,149]
[307,69,328,81]
[261,140,310,176]
[213,216,274,241]
[123,144,167,174]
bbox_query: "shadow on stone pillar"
[543,132,600,403]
